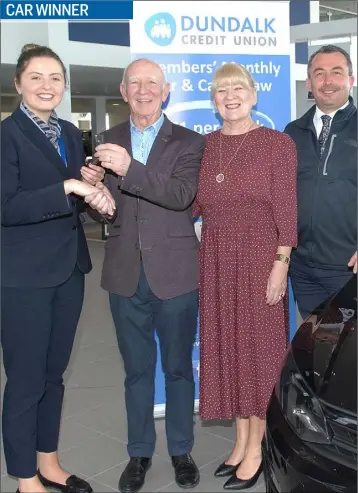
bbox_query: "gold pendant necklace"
[216,172,225,183]
[216,123,254,183]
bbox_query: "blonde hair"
[211,63,255,96]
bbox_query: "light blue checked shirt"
[130,112,164,165]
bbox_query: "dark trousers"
[290,261,353,320]
[109,264,198,458]
[1,268,84,478]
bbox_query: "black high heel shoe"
[37,470,93,493]
[214,461,241,478]
[223,461,263,490]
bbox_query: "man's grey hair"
[121,58,167,87]
[307,44,353,78]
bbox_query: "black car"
[263,275,357,493]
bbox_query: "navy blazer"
[1,106,92,288]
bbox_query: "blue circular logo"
[145,13,176,47]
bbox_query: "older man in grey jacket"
[89,58,204,493]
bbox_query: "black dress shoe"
[223,461,263,490]
[214,461,241,477]
[118,457,152,493]
[171,454,200,489]
[37,470,93,492]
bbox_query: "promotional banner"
[130,0,294,417]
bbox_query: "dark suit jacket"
[1,106,92,288]
[99,115,205,300]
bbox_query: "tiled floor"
[1,238,266,492]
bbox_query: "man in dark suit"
[284,45,357,320]
[93,58,205,493]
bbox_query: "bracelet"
[275,254,290,265]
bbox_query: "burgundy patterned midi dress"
[194,127,297,420]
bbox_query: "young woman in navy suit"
[1,44,115,493]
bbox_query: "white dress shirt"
[313,100,349,137]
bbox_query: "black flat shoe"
[118,457,152,493]
[214,461,241,478]
[171,454,200,489]
[223,461,263,490]
[37,470,93,493]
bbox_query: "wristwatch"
[275,253,290,265]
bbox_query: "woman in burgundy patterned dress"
[194,63,297,490]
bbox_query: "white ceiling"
[320,0,357,20]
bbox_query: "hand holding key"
[80,134,106,185]
[94,143,131,177]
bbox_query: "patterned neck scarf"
[20,102,61,151]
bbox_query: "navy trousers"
[109,263,198,458]
[290,260,353,320]
[1,268,84,478]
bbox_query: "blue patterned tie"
[318,115,331,156]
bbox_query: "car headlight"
[275,350,332,444]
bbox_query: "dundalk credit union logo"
[145,12,177,46]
